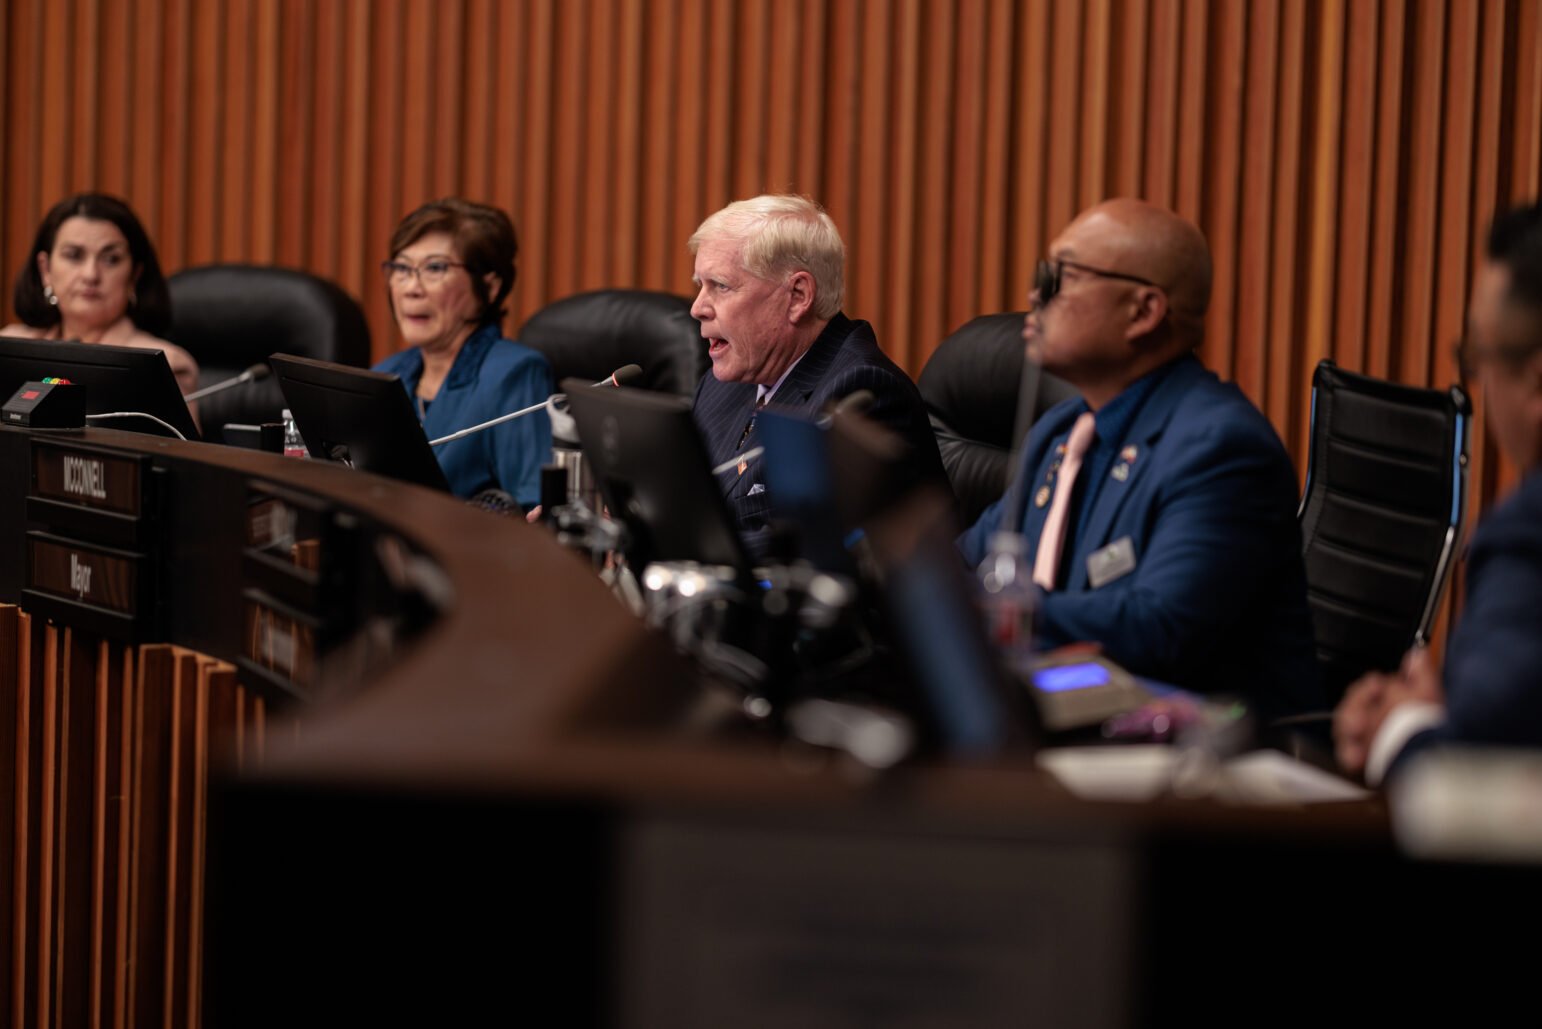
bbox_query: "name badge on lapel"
[1087,536,1137,589]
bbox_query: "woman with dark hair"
[4,192,199,395]
[374,198,552,506]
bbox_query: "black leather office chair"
[516,289,708,398]
[166,264,372,439]
[917,312,1077,526]
[1298,360,1471,702]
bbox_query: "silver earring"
[44,284,58,306]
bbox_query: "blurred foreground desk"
[0,425,1532,1028]
[0,423,675,1028]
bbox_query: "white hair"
[689,194,846,319]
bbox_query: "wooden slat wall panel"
[0,608,260,1029]
[0,606,22,1027]
[2,0,1540,492]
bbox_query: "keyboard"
[467,488,523,516]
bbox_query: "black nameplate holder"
[23,533,153,641]
[23,441,160,642]
[236,482,363,702]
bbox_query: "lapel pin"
[1034,485,1051,508]
[1111,463,1130,482]
[737,459,748,476]
[1119,445,1139,464]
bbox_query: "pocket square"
[747,483,766,496]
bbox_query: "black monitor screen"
[0,335,200,440]
[867,490,1038,758]
[756,409,855,574]
[562,379,750,571]
[269,353,450,492]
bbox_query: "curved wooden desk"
[0,423,679,1028]
[9,423,1506,1028]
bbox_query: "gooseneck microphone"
[428,364,642,447]
[183,362,272,403]
[825,388,875,419]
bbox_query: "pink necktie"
[1032,411,1097,590]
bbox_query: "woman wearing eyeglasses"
[374,198,553,506]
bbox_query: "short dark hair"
[12,192,172,336]
[1487,201,1542,316]
[388,198,517,328]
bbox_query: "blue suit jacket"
[693,312,947,559]
[959,355,1321,716]
[374,325,554,505]
[1392,471,1542,772]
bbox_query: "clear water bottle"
[976,530,1036,673]
[281,408,307,458]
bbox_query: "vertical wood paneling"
[977,0,1016,314]
[1302,0,1345,466]
[1,610,258,1029]
[1265,0,1306,446]
[1173,0,1208,222]
[0,606,21,1027]
[2,0,1541,519]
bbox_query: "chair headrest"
[166,264,372,372]
[917,312,1029,449]
[517,289,708,397]
[165,264,373,437]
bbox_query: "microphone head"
[609,364,643,387]
[831,389,875,417]
[247,362,274,382]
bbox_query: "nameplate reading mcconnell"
[32,443,142,515]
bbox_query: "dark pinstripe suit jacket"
[692,312,947,559]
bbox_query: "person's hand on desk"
[525,505,542,524]
[1333,647,1443,777]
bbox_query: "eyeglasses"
[1032,259,1160,309]
[381,257,466,287]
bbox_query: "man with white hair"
[689,194,945,557]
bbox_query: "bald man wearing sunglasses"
[959,199,1320,718]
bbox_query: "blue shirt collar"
[1078,356,1185,447]
[395,323,502,394]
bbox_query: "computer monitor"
[865,489,1040,758]
[269,353,450,492]
[0,335,200,440]
[756,409,858,574]
[562,379,751,572]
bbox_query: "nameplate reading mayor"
[32,442,143,515]
[28,537,138,616]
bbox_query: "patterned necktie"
[1032,411,1098,590]
[738,391,769,450]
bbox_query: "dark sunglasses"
[1033,259,1161,308]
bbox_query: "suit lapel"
[766,313,852,413]
[721,314,856,499]
[1066,356,1208,590]
[698,378,759,497]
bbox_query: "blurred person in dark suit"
[958,198,1320,717]
[1336,201,1542,784]
[688,193,945,560]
